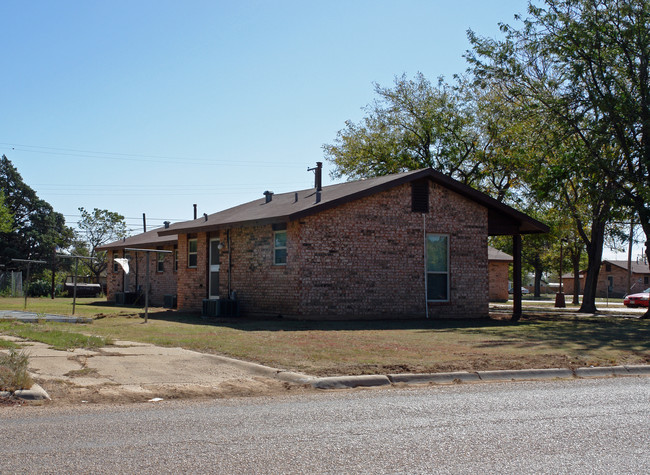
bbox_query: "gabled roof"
[488,246,513,262]
[603,260,650,274]
[562,259,650,278]
[97,227,177,252]
[159,168,549,237]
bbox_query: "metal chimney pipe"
[263,191,274,203]
[193,204,197,220]
[315,162,322,192]
[164,221,170,229]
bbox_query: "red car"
[624,288,650,308]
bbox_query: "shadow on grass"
[80,302,650,354]
[478,315,650,353]
[120,308,517,332]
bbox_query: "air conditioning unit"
[115,292,125,305]
[163,294,177,308]
[202,298,240,317]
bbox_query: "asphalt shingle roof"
[158,168,549,237]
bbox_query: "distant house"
[97,226,178,307]
[563,259,650,298]
[488,247,513,301]
[146,167,547,319]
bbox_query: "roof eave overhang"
[158,168,549,237]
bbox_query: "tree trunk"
[641,240,650,319]
[572,263,581,306]
[579,220,606,314]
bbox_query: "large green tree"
[323,73,532,204]
[0,155,73,268]
[76,207,127,284]
[0,191,12,233]
[468,0,650,316]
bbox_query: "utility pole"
[627,219,634,295]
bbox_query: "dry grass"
[0,349,33,391]
[1,297,649,377]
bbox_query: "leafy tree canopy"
[0,191,12,233]
[76,207,127,283]
[0,155,73,267]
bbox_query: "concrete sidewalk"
[3,334,650,402]
[0,309,92,323]
[1,337,300,402]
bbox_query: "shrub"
[26,280,51,297]
[0,349,33,392]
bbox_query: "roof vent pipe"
[307,162,323,192]
[193,204,197,220]
[164,221,170,229]
[203,213,208,222]
[263,190,274,203]
[315,162,322,191]
[315,190,321,204]
[294,192,298,203]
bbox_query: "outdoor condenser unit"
[202,298,240,317]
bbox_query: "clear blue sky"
[1,0,536,235]
[1,0,642,260]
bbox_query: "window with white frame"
[274,230,287,265]
[113,252,120,273]
[426,234,449,301]
[188,238,198,268]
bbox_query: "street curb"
[477,368,574,381]
[203,354,314,384]
[0,383,51,401]
[624,365,650,375]
[311,375,391,390]
[388,371,480,385]
[575,366,634,378]
[203,352,650,390]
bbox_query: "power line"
[2,142,299,167]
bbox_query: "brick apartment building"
[488,246,513,301]
[97,228,178,307]
[145,167,547,319]
[563,259,650,298]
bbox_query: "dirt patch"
[308,353,611,377]
[36,377,313,407]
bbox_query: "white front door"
[209,239,220,299]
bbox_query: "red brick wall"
[597,264,650,298]
[105,246,177,306]
[176,181,489,318]
[488,261,510,301]
[176,233,209,310]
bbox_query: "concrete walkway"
[0,310,92,323]
[3,335,649,402]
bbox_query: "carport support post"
[512,234,522,322]
[72,257,79,315]
[144,252,150,323]
[125,248,171,324]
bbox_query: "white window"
[426,234,449,301]
[157,252,165,272]
[188,238,198,268]
[113,252,120,273]
[274,230,287,265]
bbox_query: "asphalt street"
[1,377,649,474]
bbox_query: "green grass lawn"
[1,297,649,376]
